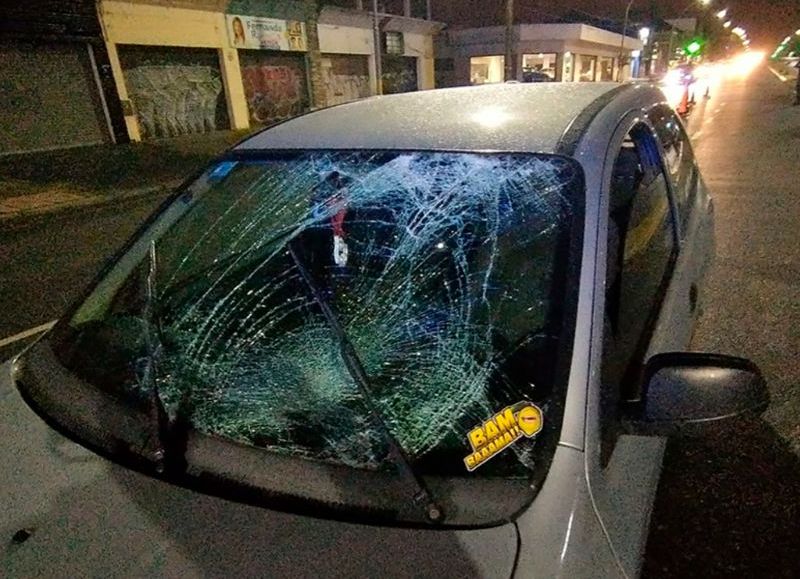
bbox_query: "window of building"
[383,31,405,55]
[470,55,505,85]
[522,53,557,81]
[378,0,404,15]
[576,55,597,82]
[411,0,429,19]
[598,56,615,81]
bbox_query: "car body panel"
[0,362,519,579]
[514,445,622,578]
[236,83,620,154]
[3,83,716,578]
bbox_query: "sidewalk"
[0,129,251,223]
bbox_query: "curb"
[0,181,180,232]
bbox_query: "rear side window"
[649,105,696,231]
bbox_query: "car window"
[601,124,678,462]
[649,104,697,231]
[49,151,583,502]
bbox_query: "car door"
[585,116,682,577]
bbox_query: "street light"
[716,8,728,19]
[699,0,712,6]
[723,20,732,29]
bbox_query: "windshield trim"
[19,148,587,530]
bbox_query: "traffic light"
[686,40,702,56]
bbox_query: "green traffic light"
[687,41,702,55]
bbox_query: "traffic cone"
[677,85,690,116]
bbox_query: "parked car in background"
[3,83,767,578]
[522,68,555,82]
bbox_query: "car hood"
[0,360,519,579]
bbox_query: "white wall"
[318,23,374,55]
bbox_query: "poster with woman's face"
[230,16,247,47]
[226,15,306,51]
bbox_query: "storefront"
[224,12,311,125]
[0,41,112,153]
[320,54,371,107]
[436,23,642,86]
[118,45,228,139]
[98,0,251,141]
[0,0,124,154]
[97,0,440,142]
[317,5,440,99]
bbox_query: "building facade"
[98,0,441,142]
[0,0,128,154]
[436,23,642,87]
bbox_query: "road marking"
[0,321,56,349]
[768,67,789,82]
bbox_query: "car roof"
[235,82,648,155]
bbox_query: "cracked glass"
[54,151,582,483]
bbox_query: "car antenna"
[287,239,444,523]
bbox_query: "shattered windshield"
[52,150,582,488]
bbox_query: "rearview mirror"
[625,352,769,435]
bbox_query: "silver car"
[2,83,767,578]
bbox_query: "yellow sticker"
[463,402,543,472]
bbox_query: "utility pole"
[617,0,634,82]
[372,0,383,95]
[504,0,514,81]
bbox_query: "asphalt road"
[644,67,800,577]
[0,195,164,360]
[0,66,797,576]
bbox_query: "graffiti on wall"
[125,65,225,139]
[322,72,370,107]
[321,54,371,107]
[381,55,418,95]
[241,64,306,125]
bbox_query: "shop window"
[383,31,405,55]
[470,55,504,85]
[576,55,597,82]
[598,57,615,81]
[522,53,557,82]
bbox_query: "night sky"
[431,0,800,51]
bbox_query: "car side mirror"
[624,352,769,435]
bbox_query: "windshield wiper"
[143,241,187,475]
[287,239,444,523]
